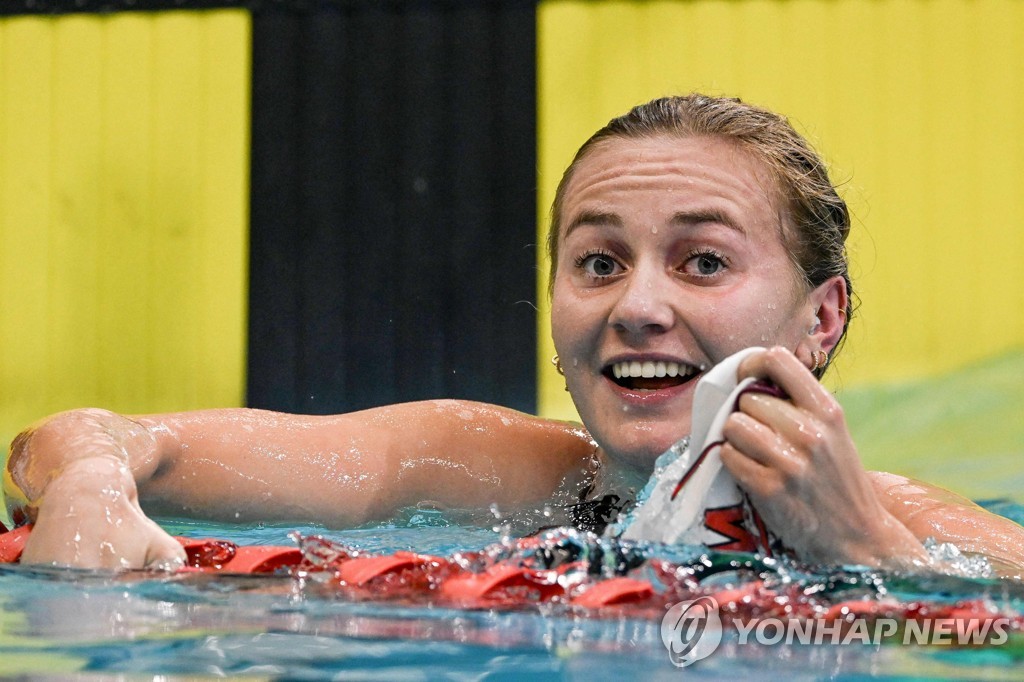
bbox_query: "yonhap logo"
[660,596,723,667]
[660,595,1011,667]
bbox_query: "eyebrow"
[563,211,622,238]
[563,208,745,239]
[670,209,744,234]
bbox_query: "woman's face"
[551,134,817,471]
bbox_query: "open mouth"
[604,360,700,391]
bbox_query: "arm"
[6,401,595,568]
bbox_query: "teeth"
[612,360,694,379]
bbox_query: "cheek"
[549,293,571,350]
[693,283,807,352]
[549,280,586,349]
[737,281,809,345]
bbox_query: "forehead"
[559,134,786,236]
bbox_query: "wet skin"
[551,135,825,472]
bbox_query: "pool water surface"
[2,509,1024,680]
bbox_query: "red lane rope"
[0,523,1019,634]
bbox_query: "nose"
[608,263,676,336]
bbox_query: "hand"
[19,456,185,570]
[719,347,928,568]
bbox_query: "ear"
[796,275,848,360]
[794,274,851,368]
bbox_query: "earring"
[551,355,569,391]
[809,314,821,335]
[810,350,828,372]
[551,355,564,376]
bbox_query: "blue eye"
[696,253,722,275]
[575,252,623,278]
[683,249,727,278]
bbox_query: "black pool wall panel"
[247,0,539,415]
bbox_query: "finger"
[21,519,125,569]
[722,412,804,478]
[736,391,824,449]
[718,440,781,499]
[738,346,836,413]
[142,522,187,570]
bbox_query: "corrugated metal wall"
[537,0,1024,421]
[0,11,250,448]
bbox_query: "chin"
[575,398,692,473]
[601,428,685,473]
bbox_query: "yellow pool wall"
[0,10,250,457]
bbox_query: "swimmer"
[8,94,1024,572]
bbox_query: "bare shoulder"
[868,470,1024,572]
[372,400,598,501]
[867,470,981,511]
[399,399,592,444]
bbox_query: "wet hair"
[546,94,853,375]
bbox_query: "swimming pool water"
[2,505,1024,680]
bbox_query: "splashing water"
[2,511,1024,678]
